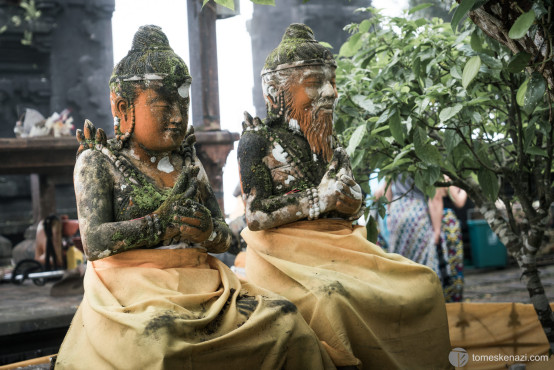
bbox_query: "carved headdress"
[261,23,336,76]
[110,25,192,103]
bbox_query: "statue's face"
[285,64,337,118]
[132,85,189,152]
[280,64,337,162]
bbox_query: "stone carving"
[56,25,333,369]
[239,23,453,369]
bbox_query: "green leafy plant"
[334,7,554,351]
[0,0,42,45]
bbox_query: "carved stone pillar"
[187,0,239,214]
[195,131,239,213]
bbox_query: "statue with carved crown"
[55,25,334,369]
[238,23,452,369]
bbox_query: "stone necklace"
[100,142,193,218]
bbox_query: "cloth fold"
[243,218,452,369]
[55,248,334,370]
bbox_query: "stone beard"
[283,82,334,163]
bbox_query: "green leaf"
[382,158,411,171]
[462,56,481,89]
[366,215,378,244]
[478,52,502,69]
[250,0,275,5]
[450,65,462,79]
[423,165,441,185]
[525,146,548,157]
[339,33,363,57]
[413,127,427,150]
[444,129,462,152]
[351,149,365,168]
[524,72,546,111]
[470,32,483,52]
[371,125,390,135]
[413,57,421,79]
[414,171,427,194]
[467,96,491,106]
[214,0,235,9]
[346,124,366,156]
[451,0,476,32]
[377,199,388,219]
[389,111,404,145]
[376,108,395,125]
[507,52,531,73]
[319,41,333,49]
[516,78,529,106]
[417,97,430,115]
[508,10,535,39]
[415,18,427,27]
[382,147,413,171]
[359,19,371,34]
[360,181,371,195]
[471,0,489,10]
[439,104,463,123]
[352,95,377,114]
[477,168,499,202]
[524,122,537,151]
[409,3,433,14]
[414,128,441,165]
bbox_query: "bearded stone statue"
[238,23,453,369]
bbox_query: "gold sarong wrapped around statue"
[55,248,334,369]
[243,218,452,369]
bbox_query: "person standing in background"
[430,181,467,302]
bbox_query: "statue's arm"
[238,132,315,231]
[194,160,231,253]
[74,150,173,260]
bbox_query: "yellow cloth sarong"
[55,248,334,369]
[243,219,452,369]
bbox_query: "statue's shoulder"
[75,120,121,174]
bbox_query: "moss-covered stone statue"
[238,23,453,369]
[55,25,334,369]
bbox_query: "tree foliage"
[408,0,455,21]
[334,6,554,351]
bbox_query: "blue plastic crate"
[467,219,507,268]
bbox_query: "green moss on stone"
[111,230,124,242]
[263,23,335,72]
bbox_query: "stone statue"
[55,25,334,369]
[238,23,453,369]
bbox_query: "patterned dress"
[386,179,440,275]
[441,208,464,302]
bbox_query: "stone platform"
[0,278,82,366]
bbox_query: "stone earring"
[114,107,135,150]
[113,116,121,135]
